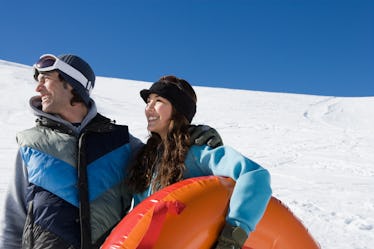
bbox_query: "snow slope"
[0,60,373,248]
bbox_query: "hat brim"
[140,89,152,103]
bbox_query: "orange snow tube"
[101,176,320,249]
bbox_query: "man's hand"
[189,125,223,148]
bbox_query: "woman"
[128,75,272,249]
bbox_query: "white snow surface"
[0,60,373,249]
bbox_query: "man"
[0,54,222,249]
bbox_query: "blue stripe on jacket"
[21,143,131,207]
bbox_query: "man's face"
[35,71,74,114]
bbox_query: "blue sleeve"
[186,145,272,235]
[0,150,28,249]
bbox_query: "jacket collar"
[29,96,98,135]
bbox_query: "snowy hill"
[0,60,373,249]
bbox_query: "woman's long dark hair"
[127,76,197,193]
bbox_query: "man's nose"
[35,78,45,92]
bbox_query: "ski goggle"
[33,54,93,93]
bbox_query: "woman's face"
[145,93,173,139]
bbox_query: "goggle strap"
[54,60,91,90]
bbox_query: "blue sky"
[1,0,373,97]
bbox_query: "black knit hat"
[140,77,197,123]
[57,54,95,106]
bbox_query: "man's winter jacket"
[0,97,143,249]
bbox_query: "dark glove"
[188,125,223,148]
[213,223,247,249]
